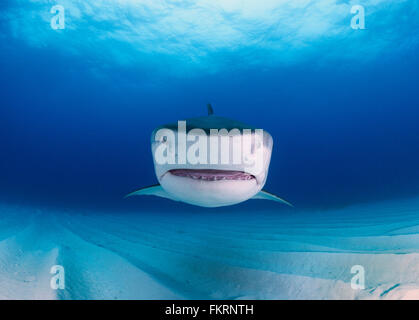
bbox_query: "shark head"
[126,105,292,208]
[151,113,273,207]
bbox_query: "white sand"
[0,197,418,299]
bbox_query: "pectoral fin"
[252,190,293,207]
[125,184,176,201]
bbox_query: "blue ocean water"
[0,0,419,299]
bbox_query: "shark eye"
[161,136,168,143]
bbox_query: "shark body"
[126,105,292,208]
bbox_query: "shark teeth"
[168,169,255,181]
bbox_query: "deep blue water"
[1,1,419,212]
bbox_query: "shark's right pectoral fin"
[125,184,176,201]
[252,190,294,207]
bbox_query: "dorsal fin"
[207,103,214,116]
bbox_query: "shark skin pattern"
[126,105,292,208]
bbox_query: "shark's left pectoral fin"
[125,184,176,201]
[252,190,294,207]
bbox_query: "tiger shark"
[126,104,292,208]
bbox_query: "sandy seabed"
[0,197,418,300]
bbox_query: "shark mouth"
[167,169,256,181]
